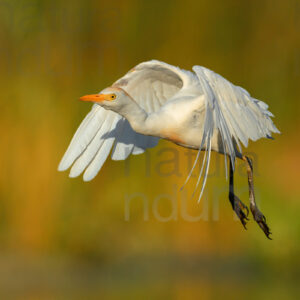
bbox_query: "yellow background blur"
[0,0,299,298]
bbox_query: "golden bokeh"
[0,0,299,298]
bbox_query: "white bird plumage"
[58,60,280,237]
[58,59,278,181]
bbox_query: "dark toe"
[234,205,249,229]
[253,209,272,239]
[238,200,249,217]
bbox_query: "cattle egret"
[58,60,280,239]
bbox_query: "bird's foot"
[231,194,249,229]
[251,205,272,239]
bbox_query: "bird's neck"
[117,99,159,136]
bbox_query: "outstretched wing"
[187,66,280,200]
[58,60,195,181]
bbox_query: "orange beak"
[80,94,107,103]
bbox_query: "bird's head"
[80,87,130,112]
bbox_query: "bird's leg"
[229,161,249,229]
[242,156,271,239]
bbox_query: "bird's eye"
[111,94,116,100]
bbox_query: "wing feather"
[111,121,136,160]
[199,66,280,143]
[113,60,196,113]
[184,65,280,199]
[82,115,122,181]
[58,104,106,172]
[69,112,120,178]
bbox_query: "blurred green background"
[0,0,299,298]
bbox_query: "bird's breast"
[160,130,186,145]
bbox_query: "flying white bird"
[58,60,280,238]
